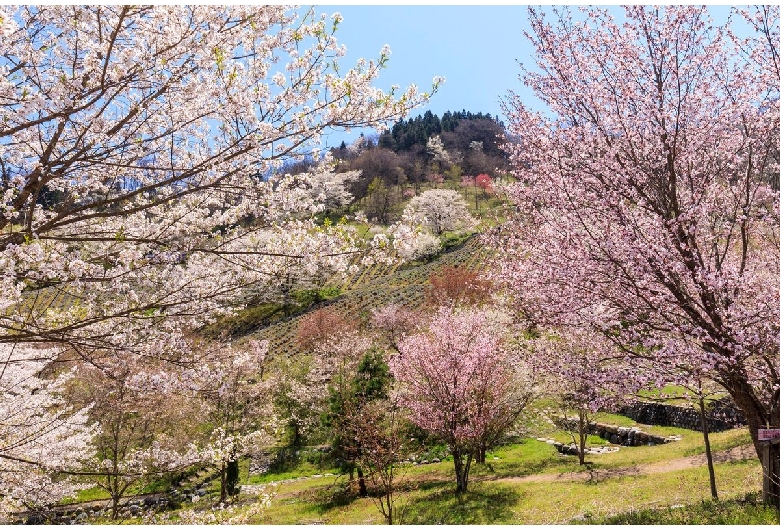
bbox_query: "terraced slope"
[246,234,494,360]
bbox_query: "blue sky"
[315,5,537,149]
[312,5,742,150]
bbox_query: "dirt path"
[498,444,757,484]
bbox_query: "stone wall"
[618,397,745,433]
[554,417,678,450]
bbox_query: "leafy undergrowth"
[584,493,780,524]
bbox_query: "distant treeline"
[284,110,510,214]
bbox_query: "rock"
[421,459,429,465]
[432,458,441,463]
[610,434,619,444]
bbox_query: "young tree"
[324,348,392,497]
[392,306,531,493]
[185,340,274,504]
[527,329,633,465]
[475,174,493,197]
[402,189,475,235]
[70,355,202,519]
[296,307,358,354]
[370,303,420,352]
[496,5,780,504]
[355,399,405,525]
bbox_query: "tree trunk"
[763,441,780,508]
[452,449,472,494]
[576,409,588,466]
[725,381,780,507]
[219,461,227,504]
[226,459,240,497]
[698,397,718,500]
[357,467,367,497]
[475,442,487,464]
[111,494,120,520]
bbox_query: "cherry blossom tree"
[183,340,274,503]
[0,343,93,517]
[370,303,420,352]
[392,306,532,493]
[426,135,452,171]
[302,161,362,214]
[475,174,493,195]
[296,306,358,353]
[425,265,492,308]
[496,5,780,504]
[526,329,634,465]
[69,354,203,519]
[401,189,475,235]
[0,5,437,358]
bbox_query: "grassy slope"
[238,232,493,361]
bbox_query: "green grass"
[242,424,761,525]
[73,424,762,524]
[584,493,780,524]
[249,458,762,524]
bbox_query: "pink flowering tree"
[527,329,636,465]
[392,307,533,493]
[370,303,421,352]
[475,173,493,196]
[496,5,780,504]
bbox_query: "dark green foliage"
[354,349,391,401]
[382,109,501,152]
[325,349,392,478]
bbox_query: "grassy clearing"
[249,457,761,524]
[243,425,761,525]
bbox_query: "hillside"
[227,232,493,360]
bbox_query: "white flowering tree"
[0,6,437,356]
[402,189,475,235]
[70,353,205,519]
[302,163,362,213]
[0,344,93,517]
[0,5,438,514]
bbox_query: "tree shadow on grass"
[401,479,523,524]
